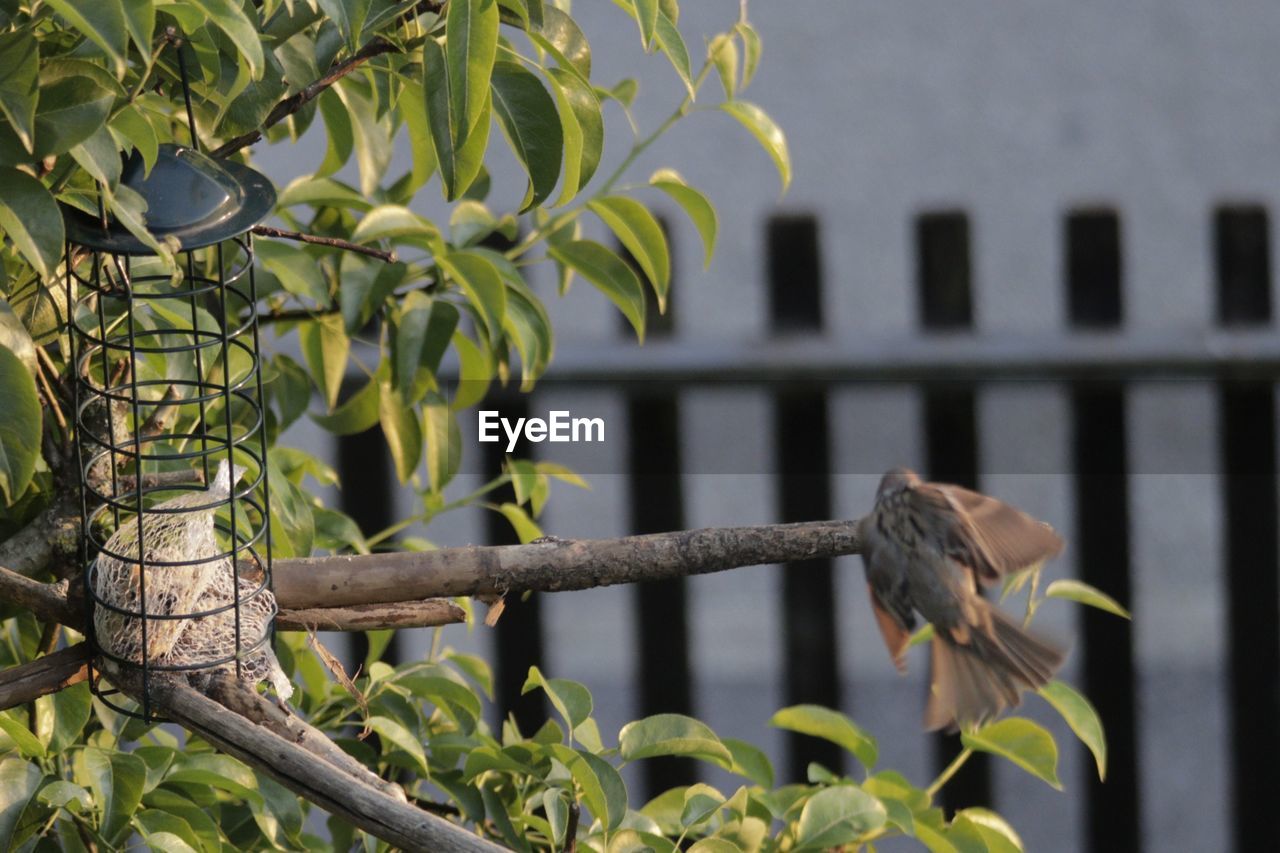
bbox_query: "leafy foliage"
[0,0,1121,850]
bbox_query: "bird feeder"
[63,97,279,719]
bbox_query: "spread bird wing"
[911,483,1064,585]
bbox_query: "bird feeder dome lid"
[63,144,276,254]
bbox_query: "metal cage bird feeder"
[62,59,280,719]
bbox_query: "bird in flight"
[860,467,1065,731]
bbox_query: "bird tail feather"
[925,604,1064,732]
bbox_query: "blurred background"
[254,2,1280,850]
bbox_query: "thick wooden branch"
[204,672,407,802]
[273,519,865,609]
[0,645,91,710]
[276,598,465,631]
[0,566,78,626]
[0,497,78,577]
[119,671,503,852]
[212,39,400,157]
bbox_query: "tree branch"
[204,671,407,801]
[212,39,401,157]
[0,645,91,711]
[0,566,78,626]
[0,496,79,578]
[115,670,504,852]
[272,519,865,609]
[252,225,398,263]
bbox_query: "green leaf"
[439,250,507,343]
[490,60,563,211]
[547,67,603,204]
[317,0,372,48]
[449,330,491,409]
[366,715,430,774]
[80,747,147,844]
[735,21,762,89]
[962,717,1062,789]
[122,0,156,58]
[0,296,36,373]
[44,0,128,78]
[424,393,462,491]
[299,314,350,410]
[424,25,493,202]
[447,0,500,152]
[619,713,732,768]
[720,101,791,192]
[953,809,1024,853]
[649,169,717,268]
[0,345,41,505]
[70,125,123,187]
[525,6,591,82]
[351,204,441,250]
[0,758,41,851]
[316,88,354,178]
[709,32,739,99]
[134,810,203,853]
[495,501,542,542]
[633,0,659,50]
[588,196,670,310]
[270,354,312,430]
[397,79,438,193]
[380,379,422,483]
[548,745,627,831]
[0,167,63,280]
[722,737,774,787]
[681,783,723,828]
[256,240,328,305]
[396,295,458,399]
[653,11,694,96]
[547,240,646,341]
[1044,579,1131,619]
[523,666,592,731]
[37,780,92,812]
[310,376,380,435]
[46,681,93,753]
[0,711,45,758]
[339,256,406,333]
[185,0,264,79]
[1039,680,1107,781]
[276,175,370,212]
[769,704,878,769]
[0,69,113,163]
[0,32,38,153]
[108,103,158,174]
[794,785,887,850]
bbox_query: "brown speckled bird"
[93,459,291,700]
[860,467,1066,731]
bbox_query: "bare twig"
[0,645,91,711]
[272,519,866,609]
[276,598,465,631]
[213,39,401,157]
[137,384,184,439]
[117,671,503,852]
[252,225,398,263]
